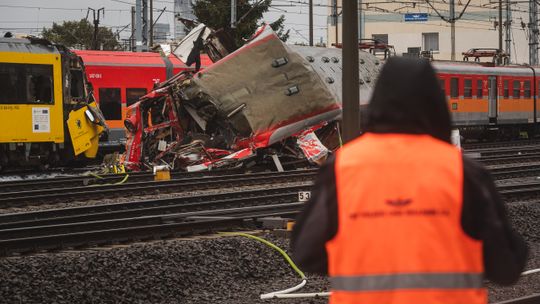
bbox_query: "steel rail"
[0,167,248,192]
[0,170,317,208]
[0,203,303,256]
[0,184,311,229]
[493,294,540,304]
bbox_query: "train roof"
[74,50,213,69]
[0,37,59,54]
[74,50,188,68]
[431,60,540,77]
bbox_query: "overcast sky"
[0,0,330,45]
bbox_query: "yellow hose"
[86,172,129,186]
[219,232,306,279]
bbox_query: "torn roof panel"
[189,28,340,146]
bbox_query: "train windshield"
[0,63,54,104]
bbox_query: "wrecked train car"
[123,25,381,171]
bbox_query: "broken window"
[99,88,122,120]
[70,69,85,99]
[126,88,147,107]
[0,63,54,104]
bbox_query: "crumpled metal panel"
[187,28,339,142]
[289,45,381,106]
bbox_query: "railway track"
[494,294,540,304]
[0,184,311,256]
[0,169,316,208]
[489,164,540,179]
[0,167,247,192]
[462,139,540,151]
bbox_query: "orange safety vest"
[327,133,486,304]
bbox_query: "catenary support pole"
[499,0,503,62]
[342,0,360,142]
[131,6,136,51]
[231,0,237,28]
[450,0,455,60]
[309,0,313,46]
[333,0,338,46]
[135,0,142,51]
[530,0,538,65]
[505,0,511,62]
[149,0,153,47]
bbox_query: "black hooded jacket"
[291,58,528,285]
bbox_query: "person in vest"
[291,57,527,304]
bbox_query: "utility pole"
[426,0,472,61]
[87,7,105,50]
[505,0,511,62]
[333,0,338,46]
[358,0,362,40]
[231,0,237,28]
[342,0,360,142]
[309,0,313,46]
[135,0,149,52]
[149,0,153,47]
[530,0,538,65]
[131,6,136,51]
[450,0,455,60]
[499,0,503,59]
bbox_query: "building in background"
[175,0,196,40]
[327,0,531,64]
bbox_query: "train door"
[488,76,498,124]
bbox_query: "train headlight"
[85,109,96,123]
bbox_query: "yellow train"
[0,36,107,170]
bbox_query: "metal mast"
[499,0,503,61]
[135,0,149,51]
[231,0,237,28]
[309,0,313,46]
[530,0,538,65]
[342,0,360,142]
[450,0,455,60]
[505,0,512,62]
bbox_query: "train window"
[126,88,147,107]
[0,63,54,104]
[503,80,509,98]
[513,80,520,98]
[99,88,122,120]
[464,79,472,98]
[477,79,483,98]
[524,81,531,98]
[450,77,459,98]
[439,79,445,96]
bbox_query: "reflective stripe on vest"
[330,272,483,292]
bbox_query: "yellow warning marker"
[286,221,295,231]
[153,165,171,181]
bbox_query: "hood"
[364,57,451,143]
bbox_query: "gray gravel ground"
[0,186,537,303]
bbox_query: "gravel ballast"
[0,193,538,303]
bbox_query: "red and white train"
[74,50,213,145]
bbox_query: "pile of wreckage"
[122,24,381,172]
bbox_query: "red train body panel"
[74,50,212,144]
